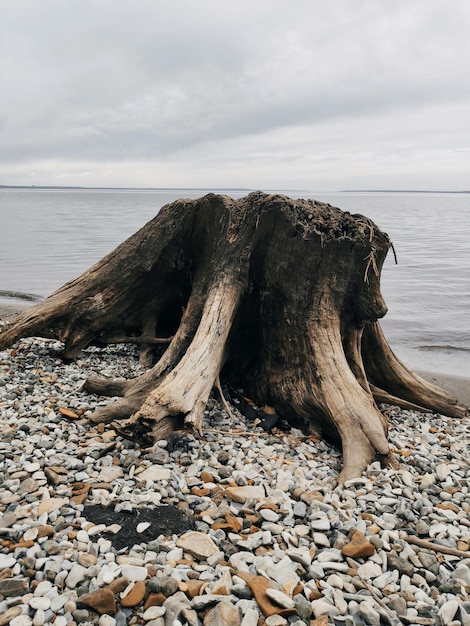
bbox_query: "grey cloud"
[1,0,470,187]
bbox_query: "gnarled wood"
[1,191,467,481]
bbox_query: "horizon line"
[1,184,469,194]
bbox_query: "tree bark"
[1,192,467,481]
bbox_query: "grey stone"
[387,553,414,577]
[294,594,312,621]
[453,564,470,585]
[0,578,29,598]
[293,501,307,517]
[438,600,459,625]
[73,609,91,624]
[385,594,406,616]
[358,601,381,626]
[163,592,191,624]
[161,577,179,597]
[203,601,241,626]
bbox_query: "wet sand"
[1,301,469,407]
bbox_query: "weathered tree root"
[1,192,467,481]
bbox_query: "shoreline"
[2,301,469,408]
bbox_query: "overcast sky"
[1,0,470,190]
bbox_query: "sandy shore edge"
[2,301,469,407]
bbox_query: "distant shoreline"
[1,185,469,194]
[0,185,254,192]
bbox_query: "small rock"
[37,497,68,515]
[107,577,131,594]
[163,592,191,622]
[160,577,179,597]
[264,616,288,626]
[224,485,265,503]
[137,522,151,533]
[453,564,470,585]
[438,600,459,625]
[294,593,313,620]
[310,516,331,531]
[265,588,295,609]
[311,598,339,618]
[78,552,98,567]
[341,530,375,559]
[0,554,16,569]
[436,463,451,481]
[120,564,148,582]
[0,577,29,597]
[293,501,307,517]
[10,616,33,626]
[177,531,219,559]
[0,606,23,626]
[65,563,87,589]
[385,594,406,616]
[142,605,166,620]
[359,601,381,625]
[77,588,117,615]
[121,580,147,607]
[138,467,171,482]
[387,553,414,577]
[73,610,91,624]
[97,466,123,482]
[240,608,259,626]
[98,616,116,626]
[203,601,241,626]
[242,574,287,618]
[416,520,430,535]
[357,562,382,580]
[29,597,51,611]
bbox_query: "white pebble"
[265,588,295,609]
[438,600,460,625]
[136,522,151,533]
[10,617,33,626]
[0,554,16,569]
[121,564,148,581]
[142,605,166,620]
[29,597,51,611]
[32,609,46,626]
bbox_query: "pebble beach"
[0,308,469,626]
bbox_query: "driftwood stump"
[1,192,466,481]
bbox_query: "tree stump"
[1,192,466,481]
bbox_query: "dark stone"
[160,577,179,597]
[82,503,195,550]
[231,585,253,600]
[218,466,232,479]
[387,553,414,577]
[73,608,91,623]
[143,449,170,465]
[294,593,313,620]
[217,450,230,465]
[147,577,162,593]
[439,579,463,594]
[114,611,128,626]
[0,577,29,597]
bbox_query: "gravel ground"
[0,329,469,626]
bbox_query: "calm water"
[0,188,469,377]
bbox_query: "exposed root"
[83,378,131,397]
[363,322,467,418]
[215,375,236,421]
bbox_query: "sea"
[0,187,469,378]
